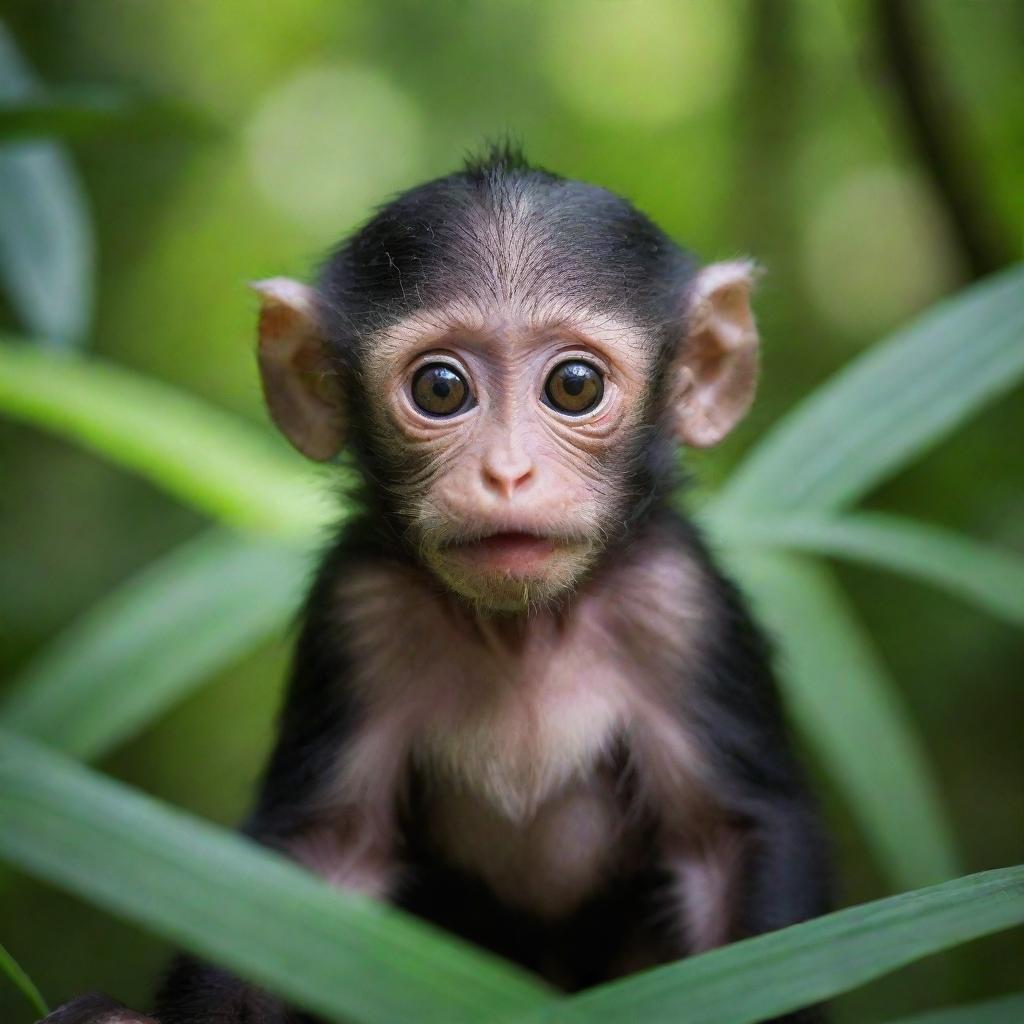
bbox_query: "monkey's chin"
[425,542,592,614]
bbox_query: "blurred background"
[0,1,1021,1021]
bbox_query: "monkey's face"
[255,249,758,615]
[361,308,655,612]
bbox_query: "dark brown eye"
[411,363,470,417]
[544,360,604,415]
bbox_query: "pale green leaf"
[517,865,1024,1024]
[721,549,960,889]
[710,511,1024,626]
[716,264,1024,515]
[0,730,551,1024]
[1,530,312,760]
[0,343,332,539]
[0,23,93,347]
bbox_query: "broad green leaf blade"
[517,865,1024,1024]
[886,992,1024,1023]
[715,264,1024,515]
[0,23,93,347]
[723,549,960,890]
[1,530,312,760]
[0,89,218,143]
[0,941,48,1019]
[710,512,1024,626]
[0,730,551,1024]
[0,343,332,539]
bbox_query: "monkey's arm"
[663,739,829,1024]
[716,794,830,1024]
[666,554,832,1022]
[154,957,312,1024]
[154,550,384,1024]
[42,550,381,1024]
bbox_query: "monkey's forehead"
[362,297,655,366]
[316,175,695,347]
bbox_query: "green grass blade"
[0,730,551,1024]
[0,343,332,539]
[517,866,1024,1024]
[722,549,960,890]
[715,264,1024,515]
[0,25,93,347]
[711,512,1024,626]
[0,941,48,1019]
[1,530,312,760]
[885,992,1024,1023]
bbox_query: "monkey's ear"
[252,277,345,461]
[670,260,760,448]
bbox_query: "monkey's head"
[255,146,759,613]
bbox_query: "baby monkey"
[47,147,829,1024]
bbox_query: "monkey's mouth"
[444,531,558,574]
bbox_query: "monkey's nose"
[481,451,535,499]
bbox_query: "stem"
[874,0,1012,278]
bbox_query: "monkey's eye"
[544,360,604,415]
[411,363,470,417]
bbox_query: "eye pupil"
[545,360,603,415]
[412,363,469,416]
[562,373,585,397]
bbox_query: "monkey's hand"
[37,994,156,1024]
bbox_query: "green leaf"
[721,549,960,890]
[715,264,1024,516]
[0,23,93,347]
[517,865,1024,1024]
[0,941,48,1019]
[711,511,1024,627]
[0,343,332,539]
[885,992,1024,1024]
[0,89,218,143]
[1,530,312,760]
[2,730,1017,1024]
[0,729,551,1024]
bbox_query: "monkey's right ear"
[252,278,345,461]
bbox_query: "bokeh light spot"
[801,166,961,337]
[541,0,737,127]
[246,64,424,239]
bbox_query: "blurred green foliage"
[0,1,1021,1021]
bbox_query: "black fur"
[316,141,695,354]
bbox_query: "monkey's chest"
[409,673,642,919]
[420,767,638,920]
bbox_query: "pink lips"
[448,532,557,574]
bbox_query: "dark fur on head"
[316,142,696,353]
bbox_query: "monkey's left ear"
[252,277,345,461]
[670,260,760,448]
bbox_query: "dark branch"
[874,0,1012,279]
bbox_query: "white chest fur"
[414,643,630,821]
